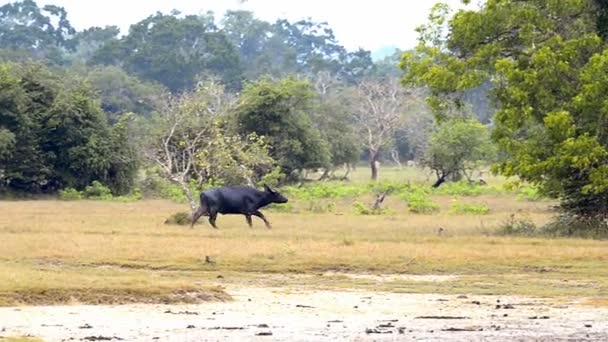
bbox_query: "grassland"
[0,167,607,307]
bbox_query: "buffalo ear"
[263,183,274,193]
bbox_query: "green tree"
[145,80,276,209]
[0,0,76,64]
[234,76,330,178]
[402,0,608,222]
[311,72,361,179]
[0,62,137,194]
[90,12,243,92]
[423,118,495,187]
[83,65,168,119]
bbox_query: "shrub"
[407,198,440,214]
[83,181,113,200]
[433,181,497,196]
[352,201,393,215]
[267,203,295,213]
[497,214,538,236]
[283,182,365,201]
[449,203,491,215]
[307,200,337,213]
[517,185,544,201]
[164,212,193,225]
[542,214,608,238]
[58,188,83,200]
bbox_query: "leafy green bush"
[449,202,491,215]
[58,188,83,200]
[283,182,366,200]
[407,198,441,214]
[517,185,544,201]
[352,201,394,215]
[83,181,113,200]
[433,181,497,196]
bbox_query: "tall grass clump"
[449,202,491,215]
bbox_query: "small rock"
[585,324,592,328]
[256,331,273,336]
[503,314,508,317]
[248,298,252,302]
[296,304,315,308]
[398,327,405,334]
[503,304,515,309]
[187,325,195,329]
[79,323,93,329]
[457,295,468,299]
[378,322,394,328]
[257,324,269,328]
[472,301,481,305]
[353,306,358,309]
[216,275,224,279]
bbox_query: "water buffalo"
[190,183,288,229]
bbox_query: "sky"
[28,0,477,53]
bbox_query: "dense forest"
[4,0,608,232]
[0,0,451,202]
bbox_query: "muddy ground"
[1,285,607,341]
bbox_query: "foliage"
[497,214,538,237]
[58,181,142,202]
[58,188,83,200]
[90,12,243,92]
[234,76,331,176]
[407,197,441,214]
[423,118,496,184]
[352,201,393,215]
[282,182,366,200]
[543,214,608,239]
[83,65,168,119]
[402,0,608,227]
[433,181,498,197]
[449,202,490,215]
[311,74,361,169]
[0,0,76,63]
[0,62,137,195]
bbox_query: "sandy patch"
[1,286,607,341]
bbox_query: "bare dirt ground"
[2,284,607,342]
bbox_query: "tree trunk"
[390,148,402,168]
[318,169,331,181]
[432,172,449,188]
[171,177,197,212]
[370,150,380,181]
[372,190,390,210]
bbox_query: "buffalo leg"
[190,206,206,228]
[245,214,253,228]
[208,212,219,229]
[252,210,271,229]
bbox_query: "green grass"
[1,166,604,306]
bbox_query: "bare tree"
[145,79,234,211]
[352,79,410,180]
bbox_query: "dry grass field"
[2,168,608,340]
[1,185,607,306]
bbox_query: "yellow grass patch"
[1,199,606,305]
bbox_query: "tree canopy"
[402,0,608,219]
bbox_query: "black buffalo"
[190,184,288,229]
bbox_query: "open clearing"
[1,190,607,340]
[2,286,608,341]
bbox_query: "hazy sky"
[28,0,477,52]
